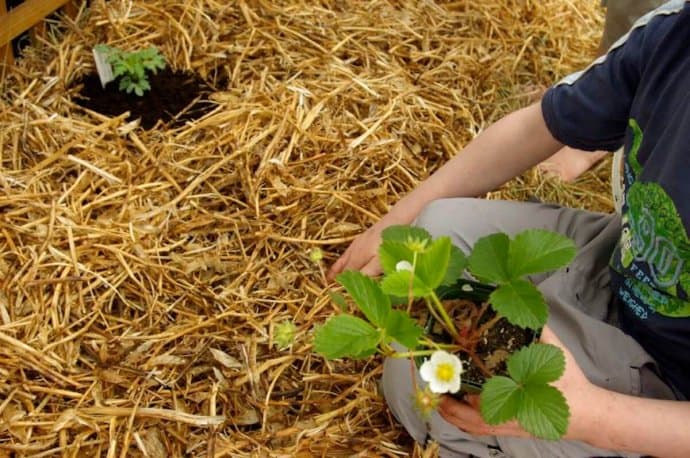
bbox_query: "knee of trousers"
[382,355,429,444]
[413,198,480,252]
[383,355,502,457]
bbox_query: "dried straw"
[1,0,604,455]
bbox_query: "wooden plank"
[0,0,13,66]
[0,46,13,66]
[0,0,71,48]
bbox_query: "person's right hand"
[327,221,389,280]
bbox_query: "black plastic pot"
[417,278,535,395]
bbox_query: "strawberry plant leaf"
[379,240,414,275]
[384,310,424,349]
[507,343,566,385]
[416,236,451,289]
[441,244,468,286]
[509,229,576,278]
[313,315,381,359]
[489,279,547,329]
[336,271,391,328]
[480,376,521,425]
[381,270,432,297]
[517,384,569,440]
[468,233,511,284]
[381,225,432,244]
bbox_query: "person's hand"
[438,391,533,438]
[327,222,387,280]
[437,326,601,442]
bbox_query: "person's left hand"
[437,391,533,438]
[437,326,598,441]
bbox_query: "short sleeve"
[541,23,652,152]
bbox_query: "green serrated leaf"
[118,77,130,92]
[381,225,432,244]
[479,376,521,425]
[384,310,423,349]
[416,236,451,289]
[336,271,391,327]
[133,62,145,80]
[328,291,348,311]
[468,233,511,284]
[352,346,378,359]
[489,279,547,329]
[103,45,164,96]
[313,315,381,359]
[379,240,414,275]
[380,270,432,298]
[112,64,127,78]
[517,384,569,440]
[507,343,566,385]
[508,229,576,278]
[441,244,468,286]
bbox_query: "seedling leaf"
[489,279,547,329]
[97,44,166,96]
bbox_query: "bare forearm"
[572,386,690,457]
[384,102,563,224]
[333,102,564,275]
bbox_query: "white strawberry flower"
[419,350,464,394]
[395,260,413,272]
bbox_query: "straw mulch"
[0,0,606,456]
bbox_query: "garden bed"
[0,0,606,456]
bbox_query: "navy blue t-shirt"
[542,0,690,399]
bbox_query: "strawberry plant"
[313,225,576,440]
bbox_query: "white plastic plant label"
[92,47,115,88]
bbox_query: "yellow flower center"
[435,363,455,382]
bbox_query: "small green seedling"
[313,225,576,440]
[95,44,166,96]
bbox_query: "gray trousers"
[382,198,677,458]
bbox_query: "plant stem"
[390,349,439,358]
[474,310,503,342]
[469,351,493,378]
[406,252,418,314]
[429,293,459,340]
[419,337,458,350]
[380,341,396,356]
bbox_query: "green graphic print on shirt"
[612,119,690,317]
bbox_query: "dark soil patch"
[462,311,533,387]
[74,68,218,129]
